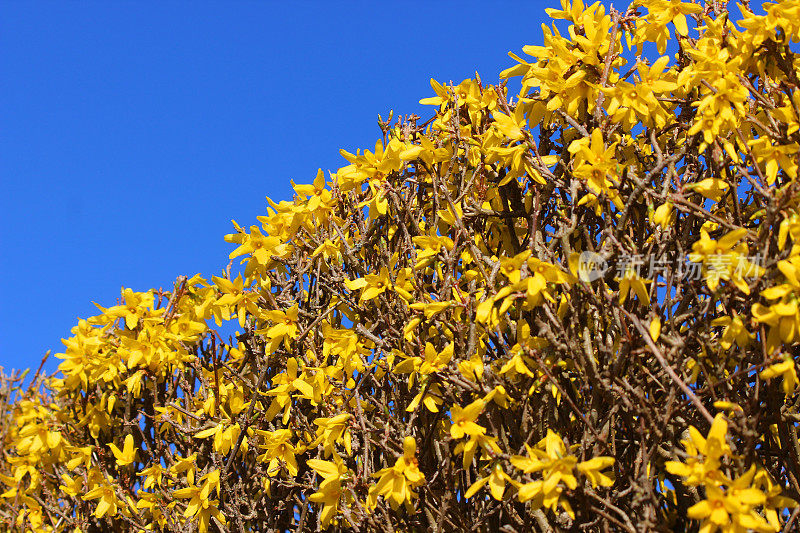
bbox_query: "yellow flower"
[577,456,615,487]
[465,463,513,500]
[688,178,730,203]
[454,433,502,469]
[653,201,674,229]
[108,434,136,466]
[665,414,730,487]
[449,400,487,439]
[752,254,800,350]
[82,480,120,518]
[418,78,451,107]
[58,474,82,497]
[368,437,426,510]
[308,458,350,528]
[194,422,241,455]
[511,431,581,517]
[293,168,334,215]
[689,228,762,293]
[173,481,227,533]
[711,312,753,350]
[255,429,299,476]
[225,223,287,267]
[643,0,703,36]
[687,472,771,533]
[104,288,158,330]
[755,469,799,530]
[138,464,165,490]
[617,267,651,305]
[258,304,299,350]
[570,128,624,211]
[492,108,527,142]
[760,356,798,395]
[312,414,352,457]
[344,267,392,303]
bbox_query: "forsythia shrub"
[3,0,800,530]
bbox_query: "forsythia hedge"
[3,0,800,530]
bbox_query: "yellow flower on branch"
[687,470,772,533]
[308,458,350,528]
[711,312,753,350]
[449,400,487,439]
[293,168,335,216]
[108,434,136,466]
[312,414,353,458]
[255,429,299,476]
[752,254,800,351]
[258,304,299,351]
[465,463,513,501]
[173,479,227,533]
[368,437,425,511]
[454,433,502,469]
[689,228,762,293]
[194,422,241,455]
[81,479,121,519]
[665,414,731,486]
[617,267,651,305]
[511,431,578,517]
[688,177,730,203]
[760,356,798,395]
[344,267,392,303]
[570,128,624,211]
[577,456,615,488]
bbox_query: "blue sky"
[0,1,552,375]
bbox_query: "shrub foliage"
[3,0,800,531]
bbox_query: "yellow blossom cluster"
[2,0,800,530]
[666,415,795,532]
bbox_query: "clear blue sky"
[0,1,551,375]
